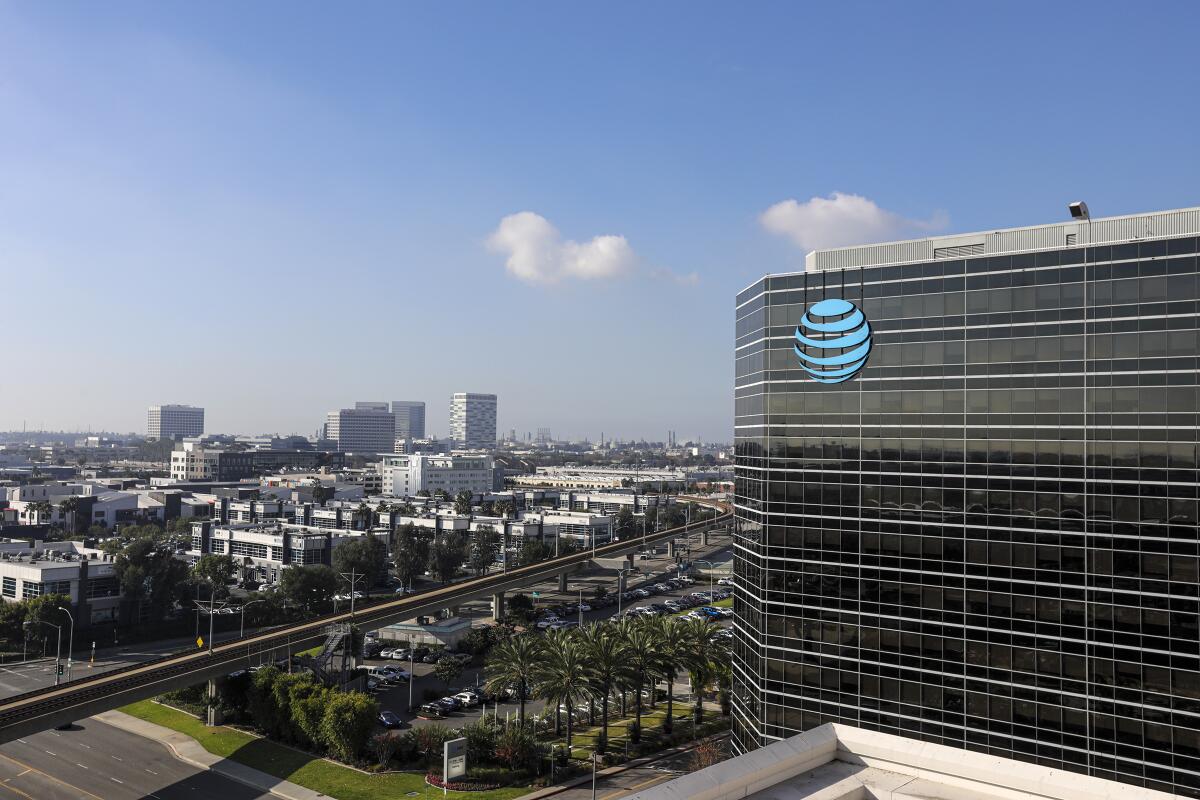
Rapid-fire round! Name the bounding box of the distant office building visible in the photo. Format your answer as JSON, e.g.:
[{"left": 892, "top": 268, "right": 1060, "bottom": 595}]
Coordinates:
[
  {"left": 450, "top": 393, "right": 497, "bottom": 450},
  {"left": 0, "top": 542, "right": 121, "bottom": 626},
  {"left": 147, "top": 404, "right": 204, "bottom": 440},
  {"left": 324, "top": 407, "right": 395, "bottom": 454},
  {"left": 391, "top": 400, "right": 426, "bottom": 440},
  {"left": 379, "top": 453, "right": 495, "bottom": 497},
  {"left": 354, "top": 401, "right": 390, "bottom": 411},
  {"left": 170, "top": 442, "right": 343, "bottom": 481}
]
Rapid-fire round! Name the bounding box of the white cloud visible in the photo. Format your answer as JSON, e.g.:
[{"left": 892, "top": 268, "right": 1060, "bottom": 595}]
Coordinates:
[
  {"left": 760, "top": 192, "right": 948, "bottom": 253},
  {"left": 487, "top": 212, "right": 636, "bottom": 284}
]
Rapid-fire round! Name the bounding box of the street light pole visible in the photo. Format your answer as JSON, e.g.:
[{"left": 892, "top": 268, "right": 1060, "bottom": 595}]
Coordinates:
[
  {"left": 56, "top": 607, "right": 74, "bottom": 682},
  {"left": 240, "top": 599, "right": 265, "bottom": 638},
  {"left": 26, "top": 621, "right": 62, "bottom": 685}
]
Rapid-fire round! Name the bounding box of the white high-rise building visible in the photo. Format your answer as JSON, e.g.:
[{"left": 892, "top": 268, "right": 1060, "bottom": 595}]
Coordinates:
[
  {"left": 148, "top": 404, "right": 204, "bottom": 440},
  {"left": 449, "top": 393, "right": 497, "bottom": 450},
  {"left": 391, "top": 401, "right": 426, "bottom": 440},
  {"left": 379, "top": 453, "right": 494, "bottom": 497},
  {"left": 324, "top": 407, "right": 395, "bottom": 454}
]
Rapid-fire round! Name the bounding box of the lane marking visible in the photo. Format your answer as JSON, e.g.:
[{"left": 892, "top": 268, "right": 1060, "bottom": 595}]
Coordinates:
[
  {"left": 111, "top": 755, "right": 123, "bottom": 761},
  {"left": 41, "top": 751, "right": 54, "bottom": 757},
  {"left": 145, "top": 768, "right": 159, "bottom": 775},
  {"left": 75, "top": 763, "right": 88, "bottom": 770},
  {"left": 77, "top": 743, "right": 91, "bottom": 749},
  {"left": 0, "top": 752, "right": 106, "bottom": 800},
  {"left": 110, "top": 777, "right": 124, "bottom": 784},
  {"left": 600, "top": 772, "right": 670, "bottom": 800},
  {"left": 0, "top": 779, "right": 36, "bottom": 800}
]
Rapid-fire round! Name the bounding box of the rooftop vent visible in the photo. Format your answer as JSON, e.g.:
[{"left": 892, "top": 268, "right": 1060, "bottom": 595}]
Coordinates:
[{"left": 933, "top": 243, "right": 985, "bottom": 259}]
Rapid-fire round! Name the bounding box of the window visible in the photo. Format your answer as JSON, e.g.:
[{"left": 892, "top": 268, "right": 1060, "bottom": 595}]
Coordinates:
[
  {"left": 21, "top": 581, "right": 41, "bottom": 598},
  {"left": 228, "top": 541, "right": 269, "bottom": 560},
  {"left": 1, "top": 577, "right": 14, "bottom": 598}
]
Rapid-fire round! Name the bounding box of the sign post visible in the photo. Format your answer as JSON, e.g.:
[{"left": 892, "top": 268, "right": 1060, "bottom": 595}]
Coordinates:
[{"left": 443, "top": 737, "right": 467, "bottom": 797}]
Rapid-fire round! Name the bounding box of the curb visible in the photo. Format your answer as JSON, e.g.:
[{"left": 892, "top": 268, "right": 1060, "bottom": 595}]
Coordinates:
[
  {"left": 514, "top": 731, "right": 729, "bottom": 800},
  {"left": 93, "top": 710, "right": 330, "bottom": 800}
]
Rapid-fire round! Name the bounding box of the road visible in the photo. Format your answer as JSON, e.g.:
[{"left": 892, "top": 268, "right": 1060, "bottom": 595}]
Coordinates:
[
  {"left": 552, "top": 739, "right": 726, "bottom": 800},
  {"left": 0, "top": 628, "right": 276, "bottom": 700},
  {"left": 0, "top": 718, "right": 272, "bottom": 800}
]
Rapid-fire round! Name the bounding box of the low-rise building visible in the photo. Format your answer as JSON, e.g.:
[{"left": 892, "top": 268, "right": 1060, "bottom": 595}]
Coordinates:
[
  {"left": 379, "top": 453, "right": 495, "bottom": 497},
  {"left": 0, "top": 541, "right": 121, "bottom": 626},
  {"left": 187, "top": 521, "right": 339, "bottom": 584}
]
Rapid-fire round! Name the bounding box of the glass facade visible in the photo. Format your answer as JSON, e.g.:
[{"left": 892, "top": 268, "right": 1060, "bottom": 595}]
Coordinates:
[{"left": 732, "top": 234, "right": 1200, "bottom": 797}]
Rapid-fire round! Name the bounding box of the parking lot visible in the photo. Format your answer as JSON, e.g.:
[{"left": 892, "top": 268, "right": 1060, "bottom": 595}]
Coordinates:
[{"left": 357, "top": 559, "right": 736, "bottom": 731}]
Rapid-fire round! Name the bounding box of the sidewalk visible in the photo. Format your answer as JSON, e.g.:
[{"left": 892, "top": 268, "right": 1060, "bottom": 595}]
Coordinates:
[{"left": 93, "top": 709, "right": 331, "bottom": 800}]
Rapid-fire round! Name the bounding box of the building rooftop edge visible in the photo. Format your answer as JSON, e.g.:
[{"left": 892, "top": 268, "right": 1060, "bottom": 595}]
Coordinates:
[{"left": 737, "top": 204, "right": 1200, "bottom": 295}]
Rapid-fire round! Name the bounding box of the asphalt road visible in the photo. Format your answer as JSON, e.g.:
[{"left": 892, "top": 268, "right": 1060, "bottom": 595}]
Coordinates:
[
  {"left": 0, "top": 718, "right": 273, "bottom": 800},
  {"left": 0, "top": 627, "right": 275, "bottom": 700},
  {"left": 552, "top": 739, "right": 726, "bottom": 800}
]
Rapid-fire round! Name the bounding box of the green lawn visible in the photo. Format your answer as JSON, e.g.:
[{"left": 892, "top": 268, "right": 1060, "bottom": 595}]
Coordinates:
[{"left": 121, "top": 700, "right": 529, "bottom": 800}]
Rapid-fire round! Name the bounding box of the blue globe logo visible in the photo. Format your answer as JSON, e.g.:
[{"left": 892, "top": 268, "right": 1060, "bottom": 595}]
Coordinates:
[{"left": 793, "top": 298, "right": 872, "bottom": 384}]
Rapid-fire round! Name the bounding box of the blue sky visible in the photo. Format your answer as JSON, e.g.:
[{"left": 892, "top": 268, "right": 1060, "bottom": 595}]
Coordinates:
[{"left": 3, "top": 2, "right": 1199, "bottom": 441}]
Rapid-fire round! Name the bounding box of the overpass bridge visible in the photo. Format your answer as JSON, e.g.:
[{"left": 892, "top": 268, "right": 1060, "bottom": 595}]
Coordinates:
[{"left": 0, "top": 499, "right": 730, "bottom": 742}]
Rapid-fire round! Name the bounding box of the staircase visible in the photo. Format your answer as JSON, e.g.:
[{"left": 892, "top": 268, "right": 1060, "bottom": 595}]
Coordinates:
[{"left": 300, "top": 623, "right": 355, "bottom": 686}]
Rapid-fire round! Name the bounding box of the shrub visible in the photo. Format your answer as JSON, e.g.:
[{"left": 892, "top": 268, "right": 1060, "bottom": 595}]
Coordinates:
[
  {"left": 414, "top": 724, "right": 456, "bottom": 767},
  {"left": 319, "top": 691, "right": 379, "bottom": 762},
  {"left": 494, "top": 723, "right": 544, "bottom": 773},
  {"left": 371, "top": 731, "right": 403, "bottom": 769},
  {"left": 462, "top": 717, "right": 500, "bottom": 766}
]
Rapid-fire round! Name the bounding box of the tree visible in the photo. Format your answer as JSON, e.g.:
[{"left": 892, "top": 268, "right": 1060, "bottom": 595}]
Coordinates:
[
  {"left": 495, "top": 501, "right": 515, "bottom": 519},
  {"left": 391, "top": 523, "right": 428, "bottom": 589},
  {"left": 319, "top": 691, "right": 379, "bottom": 762},
  {"left": 535, "top": 629, "right": 593, "bottom": 749},
  {"left": 651, "top": 616, "right": 701, "bottom": 734},
  {"left": 519, "top": 538, "right": 553, "bottom": 567},
  {"left": 484, "top": 634, "right": 543, "bottom": 723},
  {"left": 371, "top": 731, "right": 402, "bottom": 769},
  {"left": 430, "top": 531, "right": 464, "bottom": 584},
  {"left": 617, "top": 616, "right": 669, "bottom": 736},
  {"left": 468, "top": 526, "right": 498, "bottom": 576},
  {"left": 433, "top": 656, "right": 464, "bottom": 689},
  {"left": 114, "top": 536, "right": 189, "bottom": 619},
  {"left": 333, "top": 532, "right": 389, "bottom": 590},
  {"left": 613, "top": 506, "right": 635, "bottom": 540},
  {"left": 279, "top": 565, "right": 339, "bottom": 611},
  {"left": 192, "top": 554, "right": 237, "bottom": 596},
  {"left": 58, "top": 497, "right": 80, "bottom": 536},
  {"left": 26, "top": 501, "right": 53, "bottom": 526},
  {"left": 506, "top": 592, "right": 535, "bottom": 625},
  {"left": 453, "top": 490, "right": 474, "bottom": 516},
  {"left": 0, "top": 602, "right": 26, "bottom": 651},
  {"left": 684, "top": 620, "right": 729, "bottom": 724},
  {"left": 578, "top": 623, "right": 631, "bottom": 753},
  {"left": 354, "top": 501, "right": 374, "bottom": 531}
]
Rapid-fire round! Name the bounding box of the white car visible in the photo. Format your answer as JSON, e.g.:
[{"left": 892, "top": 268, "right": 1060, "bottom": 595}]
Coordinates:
[
  {"left": 535, "top": 616, "right": 561, "bottom": 630},
  {"left": 717, "top": 577, "right": 735, "bottom": 586},
  {"left": 454, "top": 691, "right": 482, "bottom": 707},
  {"left": 380, "top": 649, "right": 396, "bottom": 659},
  {"left": 578, "top": 603, "right": 592, "bottom": 612}
]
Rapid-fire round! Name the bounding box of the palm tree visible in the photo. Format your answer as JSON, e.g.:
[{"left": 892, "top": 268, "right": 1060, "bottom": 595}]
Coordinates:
[
  {"left": 535, "top": 629, "right": 593, "bottom": 750},
  {"left": 58, "top": 497, "right": 80, "bottom": 535},
  {"left": 684, "top": 619, "right": 729, "bottom": 724},
  {"left": 650, "top": 616, "right": 702, "bottom": 734},
  {"left": 616, "top": 616, "right": 668, "bottom": 738},
  {"left": 484, "top": 634, "right": 543, "bottom": 724},
  {"left": 578, "top": 623, "right": 631, "bottom": 753},
  {"left": 355, "top": 501, "right": 373, "bottom": 530},
  {"left": 27, "top": 501, "right": 54, "bottom": 526}
]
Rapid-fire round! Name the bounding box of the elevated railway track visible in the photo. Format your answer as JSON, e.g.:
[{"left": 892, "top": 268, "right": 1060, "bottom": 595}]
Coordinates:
[{"left": 0, "top": 498, "right": 730, "bottom": 742}]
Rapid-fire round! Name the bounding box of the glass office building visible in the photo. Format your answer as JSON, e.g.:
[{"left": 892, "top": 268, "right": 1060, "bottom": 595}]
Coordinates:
[{"left": 732, "top": 207, "right": 1200, "bottom": 797}]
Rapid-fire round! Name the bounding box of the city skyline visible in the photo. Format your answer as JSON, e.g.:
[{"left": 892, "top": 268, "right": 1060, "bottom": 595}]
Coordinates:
[{"left": 4, "top": 3, "right": 1199, "bottom": 441}]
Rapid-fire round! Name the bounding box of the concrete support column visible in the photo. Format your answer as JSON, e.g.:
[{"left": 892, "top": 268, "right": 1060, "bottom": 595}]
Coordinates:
[
  {"left": 491, "top": 592, "right": 505, "bottom": 620},
  {"left": 206, "top": 678, "right": 217, "bottom": 726},
  {"left": 557, "top": 572, "right": 568, "bottom": 593},
  {"left": 701, "top": 528, "right": 710, "bottom": 546},
  {"left": 666, "top": 540, "right": 677, "bottom": 559}
]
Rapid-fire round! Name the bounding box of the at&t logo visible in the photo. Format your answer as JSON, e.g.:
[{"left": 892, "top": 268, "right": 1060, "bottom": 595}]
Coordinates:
[{"left": 793, "top": 298, "right": 872, "bottom": 384}]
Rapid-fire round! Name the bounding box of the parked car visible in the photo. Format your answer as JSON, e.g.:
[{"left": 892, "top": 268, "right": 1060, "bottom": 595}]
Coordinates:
[
  {"left": 378, "top": 710, "right": 404, "bottom": 728},
  {"left": 454, "top": 690, "right": 482, "bottom": 707},
  {"left": 411, "top": 647, "right": 430, "bottom": 660},
  {"left": 535, "top": 616, "right": 561, "bottom": 630},
  {"left": 418, "top": 703, "right": 446, "bottom": 718},
  {"left": 577, "top": 602, "right": 592, "bottom": 613},
  {"left": 422, "top": 653, "right": 441, "bottom": 664},
  {"left": 437, "top": 696, "right": 463, "bottom": 711},
  {"left": 717, "top": 577, "right": 735, "bottom": 586},
  {"left": 632, "top": 588, "right": 651, "bottom": 599}
]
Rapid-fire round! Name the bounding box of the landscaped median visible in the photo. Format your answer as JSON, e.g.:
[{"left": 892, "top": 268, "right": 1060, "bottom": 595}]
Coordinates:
[{"left": 120, "top": 700, "right": 530, "bottom": 800}]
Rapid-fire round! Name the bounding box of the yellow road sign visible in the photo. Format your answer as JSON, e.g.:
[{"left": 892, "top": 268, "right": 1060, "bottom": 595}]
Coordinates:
[{"left": 196, "top": 637, "right": 204, "bottom": 648}]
